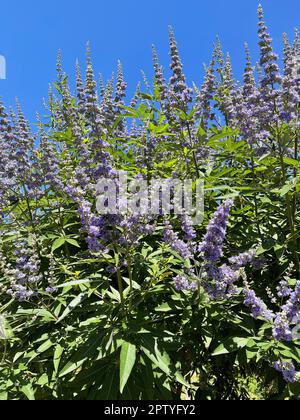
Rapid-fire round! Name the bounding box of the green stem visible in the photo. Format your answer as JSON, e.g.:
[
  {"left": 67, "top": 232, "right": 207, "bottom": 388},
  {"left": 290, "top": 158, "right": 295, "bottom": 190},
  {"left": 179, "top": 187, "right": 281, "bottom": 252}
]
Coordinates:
[
  {"left": 116, "top": 267, "right": 124, "bottom": 306},
  {"left": 186, "top": 122, "right": 200, "bottom": 178},
  {"left": 126, "top": 255, "right": 134, "bottom": 313},
  {"left": 250, "top": 155, "right": 262, "bottom": 236},
  {"left": 279, "top": 153, "right": 300, "bottom": 272},
  {"left": 127, "top": 256, "right": 133, "bottom": 294}
]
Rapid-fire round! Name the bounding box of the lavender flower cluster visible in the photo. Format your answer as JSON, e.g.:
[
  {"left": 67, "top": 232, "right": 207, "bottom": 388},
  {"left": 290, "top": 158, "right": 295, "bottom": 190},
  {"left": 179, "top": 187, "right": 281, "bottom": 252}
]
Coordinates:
[
  {"left": 199, "top": 200, "right": 233, "bottom": 263},
  {"left": 164, "top": 200, "right": 263, "bottom": 299},
  {"left": 0, "top": 231, "right": 59, "bottom": 301},
  {"left": 242, "top": 278, "right": 300, "bottom": 345},
  {"left": 162, "top": 199, "right": 300, "bottom": 383},
  {"left": 274, "top": 361, "right": 300, "bottom": 384}
]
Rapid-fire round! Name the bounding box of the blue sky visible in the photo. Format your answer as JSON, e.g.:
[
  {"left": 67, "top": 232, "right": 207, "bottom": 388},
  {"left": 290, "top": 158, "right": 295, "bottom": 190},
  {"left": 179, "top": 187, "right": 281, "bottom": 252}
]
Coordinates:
[{"left": 0, "top": 0, "right": 299, "bottom": 122}]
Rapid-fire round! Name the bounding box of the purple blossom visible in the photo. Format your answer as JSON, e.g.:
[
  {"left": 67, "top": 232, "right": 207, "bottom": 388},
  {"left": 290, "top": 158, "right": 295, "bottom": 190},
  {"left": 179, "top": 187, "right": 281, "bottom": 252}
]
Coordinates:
[
  {"left": 181, "top": 212, "right": 196, "bottom": 242},
  {"left": 163, "top": 220, "right": 192, "bottom": 259},
  {"left": 243, "top": 288, "right": 275, "bottom": 321},
  {"left": 229, "top": 249, "right": 257, "bottom": 270},
  {"left": 272, "top": 313, "right": 293, "bottom": 342},
  {"left": 258, "top": 5, "right": 282, "bottom": 88},
  {"left": 281, "top": 280, "right": 300, "bottom": 322},
  {"left": 195, "top": 59, "right": 216, "bottom": 124},
  {"left": 274, "top": 361, "right": 299, "bottom": 383},
  {"left": 199, "top": 200, "right": 233, "bottom": 263},
  {"left": 107, "top": 266, "right": 117, "bottom": 275},
  {"left": 45, "top": 286, "right": 58, "bottom": 294},
  {"left": 202, "top": 263, "right": 240, "bottom": 300},
  {"left": 168, "top": 27, "right": 193, "bottom": 111},
  {"left": 174, "top": 275, "right": 197, "bottom": 292},
  {"left": 277, "top": 280, "right": 292, "bottom": 299}
]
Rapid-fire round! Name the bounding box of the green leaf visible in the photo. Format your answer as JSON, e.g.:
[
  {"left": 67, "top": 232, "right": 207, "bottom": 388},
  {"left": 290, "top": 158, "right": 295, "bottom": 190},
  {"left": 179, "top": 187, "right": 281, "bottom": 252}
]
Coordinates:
[
  {"left": 59, "top": 358, "right": 86, "bottom": 378},
  {"left": 54, "top": 344, "right": 64, "bottom": 375},
  {"left": 119, "top": 342, "right": 136, "bottom": 394},
  {"left": 21, "top": 385, "right": 35, "bottom": 401},
  {"left": 139, "top": 93, "right": 153, "bottom": 100},
  {"left": 155, "top": 303, "right": 173, "bottom": 312},
  {"left": 98, "top": 366, "right": 119, "bottom": 400},
  {"left": 0, "top": 315, "right": 13, "bottom": 340},
  {"left": 56, "top": 278, "right": 101, "bottom": 288},
  {"left": 66, "top": 238, "right": 80, "bottom": 248},
  {"left": 57, "top": 332, "right": 103, "bottom": 378},
  {"left": 56, "top": 292, "right": 88, "bottom": 323},
  {"left": 141, "top": 345, "right": 170, "bottom": 376},
  {"left": 272, "top": 184, "right": 294, "bottom": 197},
  {"left": 283, "top": 157, "right": 300, "bottom": 167},
  {"left": 27, "top": 339, "right": 55, "bottom": 362},
  {"left": 36, "top": 373, "right": 49, "bottom": 387},
  {"left": 212, "top": 337, "right": 249, "bottom": 356},
  {"left": 0, "top": 392, "right": 8, "bottom": 400},
  {"left": 15, "top": 309, "right": 56, "bottom": 321},
  {"left": 52, "top": 237, "right": 66, "bottom": 253}
]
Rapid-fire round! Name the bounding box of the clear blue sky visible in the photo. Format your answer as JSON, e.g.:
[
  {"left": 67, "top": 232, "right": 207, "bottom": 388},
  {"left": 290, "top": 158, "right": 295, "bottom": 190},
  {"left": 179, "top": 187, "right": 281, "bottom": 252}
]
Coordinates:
[{"left": 0, "top": 0, "right": 299, "bottom": 122}]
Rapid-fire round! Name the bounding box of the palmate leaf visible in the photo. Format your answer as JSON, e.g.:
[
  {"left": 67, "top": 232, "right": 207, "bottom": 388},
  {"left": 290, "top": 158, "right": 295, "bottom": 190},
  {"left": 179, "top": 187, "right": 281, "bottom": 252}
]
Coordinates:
[
  {"left": 59, "top": 331, "right": 105, "bottom": 378},
  {"left": 140, "top": 335, "right": 189, "bottom": 388}
]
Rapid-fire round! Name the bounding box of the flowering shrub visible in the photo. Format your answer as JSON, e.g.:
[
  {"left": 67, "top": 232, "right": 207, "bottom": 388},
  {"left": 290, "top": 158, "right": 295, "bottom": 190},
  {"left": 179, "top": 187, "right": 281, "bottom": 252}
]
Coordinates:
[{"left": 0, "top": 6, "right": 299, "bottom": 400}]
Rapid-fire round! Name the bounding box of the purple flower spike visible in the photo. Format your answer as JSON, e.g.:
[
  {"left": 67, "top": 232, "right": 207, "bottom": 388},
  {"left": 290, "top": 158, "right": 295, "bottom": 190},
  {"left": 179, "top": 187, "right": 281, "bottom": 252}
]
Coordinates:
[{"left": 199, "top": 200, "right": 234, "bottom": 263}]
